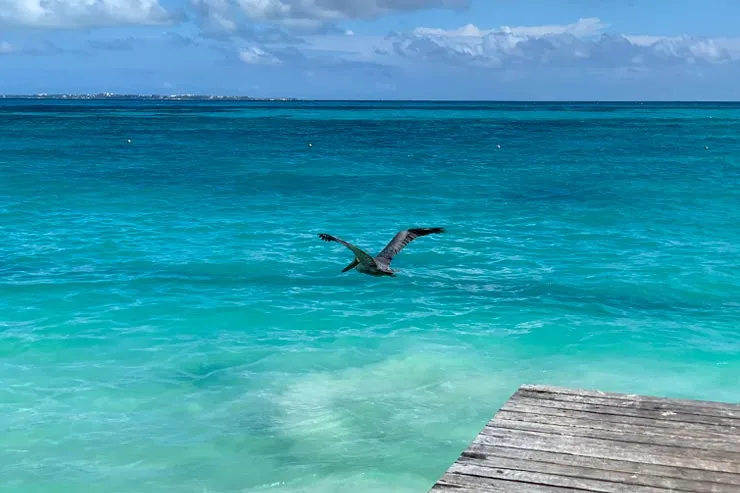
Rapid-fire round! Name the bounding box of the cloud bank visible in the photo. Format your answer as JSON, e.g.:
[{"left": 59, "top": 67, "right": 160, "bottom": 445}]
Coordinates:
[
  {"left": 192, "top": 0, "right": 468, "bottom": 33},
  {"left": 0, "top": 0, "right": 178, "bottom": 28},
  {"left": 387, "top": 18, "right": 740, "bottom": 69}
]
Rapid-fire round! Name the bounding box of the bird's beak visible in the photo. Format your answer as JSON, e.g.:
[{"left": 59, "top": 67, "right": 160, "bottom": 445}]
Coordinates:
[{"left": 341, "top": 258, "right": 359, "bottom": 273}]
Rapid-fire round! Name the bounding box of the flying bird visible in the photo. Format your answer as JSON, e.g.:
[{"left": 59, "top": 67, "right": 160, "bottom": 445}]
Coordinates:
[{"left": 317, "top": 227, "right": 445, "bottom": 276}]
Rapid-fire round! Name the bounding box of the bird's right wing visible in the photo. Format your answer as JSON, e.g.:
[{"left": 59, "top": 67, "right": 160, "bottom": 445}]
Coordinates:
[
  {"left": 375, "top": 227, "right": 445, "bottom": 264},
  {"left": 318, "top": 233, "right": 376, "bottom": 267}
]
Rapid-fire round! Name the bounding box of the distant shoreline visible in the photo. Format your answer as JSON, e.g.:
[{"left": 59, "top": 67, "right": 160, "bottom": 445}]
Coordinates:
[
  {"left": 2, "top": 94, "right": 740, "bottom": 103},
  {"left": 0, "top": 94, "right": 297, "bottom": 101}
]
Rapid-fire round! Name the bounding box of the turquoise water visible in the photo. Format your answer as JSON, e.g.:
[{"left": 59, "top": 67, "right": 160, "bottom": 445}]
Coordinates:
[{"left": 1, "top": 100, "right": 739, "bottom": 492}]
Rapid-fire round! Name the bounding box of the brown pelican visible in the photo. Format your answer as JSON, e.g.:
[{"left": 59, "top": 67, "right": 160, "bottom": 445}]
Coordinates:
[{"left": 318, "top": 227, "right": 445, "bottom": 276}]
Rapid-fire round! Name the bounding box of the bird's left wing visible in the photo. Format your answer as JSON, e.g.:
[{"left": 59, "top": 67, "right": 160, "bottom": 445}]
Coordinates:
[
  {"left": 375, "top": 227, "right": 445, "bottom": 264},
  {"left": 318, "top": 233, "right": 376, "bottom": 266}
]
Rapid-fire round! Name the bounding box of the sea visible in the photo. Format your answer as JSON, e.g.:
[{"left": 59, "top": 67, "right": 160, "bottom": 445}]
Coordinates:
[{"left": 1, "top": 100, "right": 739, "bottom": 493}]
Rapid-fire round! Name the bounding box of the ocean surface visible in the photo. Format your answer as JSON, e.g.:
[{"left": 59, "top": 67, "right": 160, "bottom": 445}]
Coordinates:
[{"left": 1, "top": 100, "right": 739, "bottom": 493}]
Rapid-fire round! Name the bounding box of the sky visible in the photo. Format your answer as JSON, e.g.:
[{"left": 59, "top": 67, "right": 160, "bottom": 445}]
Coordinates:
[{"left": 1, "top": 0, "right": 740, "bottom": 99}]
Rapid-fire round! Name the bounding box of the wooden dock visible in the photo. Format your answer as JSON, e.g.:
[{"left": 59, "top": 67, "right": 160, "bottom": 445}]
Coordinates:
[{"left": 429, "top": 384, "right": 740, "bottom": 492}]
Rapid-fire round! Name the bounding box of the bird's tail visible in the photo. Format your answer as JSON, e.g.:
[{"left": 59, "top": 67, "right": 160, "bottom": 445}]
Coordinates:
[{"left": 342, "top": 258, "right": 359, "bottom": 272}]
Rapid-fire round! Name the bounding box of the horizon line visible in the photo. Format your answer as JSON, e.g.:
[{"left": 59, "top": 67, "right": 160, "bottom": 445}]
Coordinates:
[{"left": 2, "top": 94, "right": 740, "bottom": 103}]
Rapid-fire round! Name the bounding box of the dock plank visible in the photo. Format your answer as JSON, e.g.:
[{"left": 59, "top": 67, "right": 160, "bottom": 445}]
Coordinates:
[
  {"left": 474, "top": 430, "right": 740, "bottom": 473},
  {"left": 484, "top": 417, "right": 740, "bottom": 454},
  {"left": 428, "top": 385, "right": 740, "bottom": 492},
  {"left": 446, "top": 462, "right": 692, "bottom": 493},
  {"left": 516, "top": 387, "right": 740, "bottom": 421},
  {"left": 506, "top": 394, "right": 740, "bottom": 428},
  {"left": 501, "top": 400, "right": 739, "bottom": 436},
  {"left": 460, "top": 448, "right": 740, "bottom": 490},
  {"left": 520, "top": 386, "right": 740, "bottom": 415}
]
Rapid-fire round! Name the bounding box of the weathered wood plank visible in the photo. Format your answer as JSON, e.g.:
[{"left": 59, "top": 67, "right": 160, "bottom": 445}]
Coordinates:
[
  {"left": 485, "top": 416, "right": 740, "bottom": 453},
  {"left": 501, "top": 400, "right": 740, "bottom": 436},
  {"left": 521, "top": 385, "right": 740, "bottom": 413},
  {"left": 428, "top": 385, "right": 740, "bottom": 492},
  {"left": 455, "top": 454, "right": 740, "bottom": 492},
  {"left": 475, "top": 429, "right": 740, "bottom": 473},
  {"left": 517, "top": 387, "right": 740, "bottom": 420},
  {"left": 460, "top": 447, "right": 740, "bottom": 489},
  {"left": 446, "top": 462, "right": 688, "bottom": 493},
  {"left": 434, "top": 472, "right": 596, "bottom": 492},
  {"left": 505, "top": 394, "right": 740, "bottom": 428},
  {"left": 431, "top": 480, "right": 544, "bottom": 493}
]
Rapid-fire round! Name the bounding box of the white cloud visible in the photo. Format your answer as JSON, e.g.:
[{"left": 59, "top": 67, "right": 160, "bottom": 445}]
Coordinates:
[
  {"left": 627, "top": 35, "right": 739, "bottom": 63},
  {"left": 192, "top": 0, "right": 237, "bottom": 32},
  {"left": 239, "top": 46, "right": 282, "bottom": 64},
  {"left": 0, "top": 0, "right": 177, "bottom": 28},
  {"left": 192, "top": 0, "right": 311, "bottom": 42},
  {"left": 194, "top": 0, "right": 468, "bottom": 32},
  {"left": 387, "top": 18, "right": 740, "bottom": 69},
  {"left": 503, "top": 17, "right": 608, "bottom": 37},
  {"left": 241, "top": 0, "right": 467, "bottom": 22},
  {"left": 412, "top": 17, "right": 607, "bottom": 39},
  {"left": 0, "top": 41, "right": 14, "bottom": 53}
]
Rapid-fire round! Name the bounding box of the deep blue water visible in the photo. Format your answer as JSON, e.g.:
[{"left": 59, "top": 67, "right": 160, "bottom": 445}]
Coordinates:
[{"left": 1, "top": 100, "right": 739, "bottom": 492}]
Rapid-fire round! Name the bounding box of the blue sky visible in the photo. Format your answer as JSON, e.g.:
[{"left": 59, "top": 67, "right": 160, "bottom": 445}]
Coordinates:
[{"left": 1, "top": 0, "right": 739, "bottom": 99}]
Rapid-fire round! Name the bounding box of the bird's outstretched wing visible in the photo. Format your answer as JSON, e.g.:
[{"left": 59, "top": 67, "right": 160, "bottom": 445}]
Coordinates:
[
  {"left": 318, "top": 233, "right": 377, "bottom": 267},
  {"left": 375, "top": 227, "right": 445, "bottom": 264}
]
